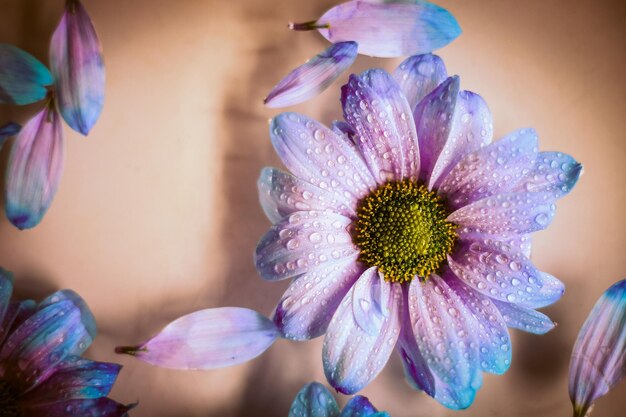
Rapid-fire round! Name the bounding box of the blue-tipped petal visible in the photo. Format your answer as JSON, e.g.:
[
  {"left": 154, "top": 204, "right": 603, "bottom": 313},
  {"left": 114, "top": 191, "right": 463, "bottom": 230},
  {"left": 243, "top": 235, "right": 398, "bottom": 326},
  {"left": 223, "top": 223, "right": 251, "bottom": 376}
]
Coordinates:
[
  {"left": 569, "top": 279, "right": 626, "bottom": 417},
  {"left": 265, "top": 41, "right": 358, "bottom": 108},
  {"left": 4, "top": 102, "right": 65, "bottom": 230},
  {"left": 393, "top": 53, "right": 448, "bottom": 111},
  {"left": 0, "top": 44, "right": 53, "bottom": 105},
  {"left": 0, "top": 268, "right": 15, "bottom": 326},
  {"left": 50, "top": 0, "right": 105, "bottom": 135},
  {"left": 514, "top": 151, "right": 583, "bottom": 198},
  {"left": 492, "top": 300, "right": 556, "bottom": 335},
  {"left": 298, "top": 1, "right": 461, "bottom": 58},
  {"left": 38, "top": 289, "right": 97, "bottom": 350},
  {"left": 0, "top": 122, "right": 21, "bottom": 149},
  {"left": 288, "top": 382, "right": 340, "bottom": 417},
  {"left": 339, "top": 395, "right": 389, "bottom": 417},
  {"left": 24, "top": 398, "right": 133, "bottom": 417}
]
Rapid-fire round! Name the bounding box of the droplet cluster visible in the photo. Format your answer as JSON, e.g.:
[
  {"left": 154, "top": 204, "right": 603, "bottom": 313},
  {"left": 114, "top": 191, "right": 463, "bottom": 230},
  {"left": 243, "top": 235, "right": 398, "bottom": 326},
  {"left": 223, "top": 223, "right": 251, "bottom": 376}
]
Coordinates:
[
  {"left": 355, "top": 180, "right": 457, "bottom": 282},
  {"left": 0, "top": 379, "right": 20, "bottom": 417}
]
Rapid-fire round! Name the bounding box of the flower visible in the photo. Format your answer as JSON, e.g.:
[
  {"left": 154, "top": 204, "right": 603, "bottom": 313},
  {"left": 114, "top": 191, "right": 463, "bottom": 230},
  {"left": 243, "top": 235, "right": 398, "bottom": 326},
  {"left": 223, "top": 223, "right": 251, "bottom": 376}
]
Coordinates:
[
  {"left": 0, "top": 267, "right": 132, "bottom": 416},
  {"left": 289, "top": 382, "right": 389, "bottom": 417},
  {"left": 255, "top": 54, "right": 582, "bottom": 409},
  {"left": 569, "top": 279, "right": 626, "bottom": 417}
]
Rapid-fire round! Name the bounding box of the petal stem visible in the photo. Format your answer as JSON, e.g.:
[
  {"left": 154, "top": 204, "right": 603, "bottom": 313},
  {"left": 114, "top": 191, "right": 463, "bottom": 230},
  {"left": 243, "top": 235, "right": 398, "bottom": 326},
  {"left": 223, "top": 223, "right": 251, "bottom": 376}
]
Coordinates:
[{"left": 289, "top": 20, "right": 330, "bottom": 31}]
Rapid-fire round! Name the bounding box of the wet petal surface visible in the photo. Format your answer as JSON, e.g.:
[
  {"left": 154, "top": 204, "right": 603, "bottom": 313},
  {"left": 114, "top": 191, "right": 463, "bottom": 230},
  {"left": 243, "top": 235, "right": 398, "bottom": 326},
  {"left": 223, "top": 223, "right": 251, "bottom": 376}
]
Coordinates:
[{"left": 0, "top": 44, "right": 53, "bottom": 105}]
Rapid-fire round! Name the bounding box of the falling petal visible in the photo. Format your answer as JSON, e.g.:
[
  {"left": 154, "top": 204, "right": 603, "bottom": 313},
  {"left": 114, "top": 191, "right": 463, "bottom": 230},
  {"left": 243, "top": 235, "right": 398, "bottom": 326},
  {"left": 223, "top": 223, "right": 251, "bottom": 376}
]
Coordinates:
[
  {"left": 0, "top": 122, "right": 21, "bottom": 149},
  {"left": 0, "top": 44, "right": 53, "bottom": 105},
  {"left": 290, "top": 1, "right": 461, "bottom": 58},
  {"left": 115, "top": 307, "right": 278, "bottom": 369},
  {"left": 50, "top": 0, "right": 105, "bottom": 135},
  {"left": 265, "top": 41, "right": 358, "bottom": 108},
  {"left": 288, "top": 382, "right": 340, "bottom": 417},
  {"left": 5, "top": 101, "right": 64, "bottom": 230},
  {"left": 569, "top": 280, "right": 626, "bottom": 417}
]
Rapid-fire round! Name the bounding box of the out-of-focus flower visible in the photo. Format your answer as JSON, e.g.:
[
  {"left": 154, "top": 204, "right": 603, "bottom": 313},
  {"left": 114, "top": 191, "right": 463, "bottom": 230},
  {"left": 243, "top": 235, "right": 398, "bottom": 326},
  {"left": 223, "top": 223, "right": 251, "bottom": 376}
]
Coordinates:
[
  {"left": 288, "top": 382, "right": 389, "bottom": 417},
  {"left": 255, "top": 54, "right": 582, "bottom": 409},
  {"left": 0, "top": 267, "right": 132, "bottom": 416},
  {"left": 0, "top": 122, "right": 21, "bottom": 149},
  {"left": 50, "top": 0, "right": 105, "bottom": 135},
  {"left": 569, "top": 279, "right": 626, "bottom": 417},
  {"left": 4, "top": 98, "right": 65, "bottom": 230},
  {"left": 115, "top": 307, "right": 278, "bottom": 369},
  {"left": 0, "top": 44, "right": 53, "bottom": 105},
  {"left": 266, "top": 1, "right": 460, "bottom": 108},
  {"left": 265, "top": 42, "right": 358, "bottom": 108}
]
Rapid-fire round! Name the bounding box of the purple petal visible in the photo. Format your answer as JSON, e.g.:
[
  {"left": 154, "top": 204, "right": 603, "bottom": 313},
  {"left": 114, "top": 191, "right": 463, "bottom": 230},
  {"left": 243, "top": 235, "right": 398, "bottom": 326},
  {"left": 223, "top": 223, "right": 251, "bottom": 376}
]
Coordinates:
[
  {"left": 438, "top": 128, "right": 538, "bottom": 210},
  {"left": 323, "top": 268, "right": 402, "bottom": 394},
  {"left": 332, "top": 120, "right": 356, "bottom": 144},
  {"left": 449, "top": 192, "right": 556, "bottom": 236},
  {"left": 256, "top": 211, "right": 356, "bottom": 281},
  {"left": 5, "top": 103, "right": 65, "bottom": 230},
  {"left": 0, "top": 268, "right": 15, "bottom": 326},
  {"left": 523, "top": 272, "right": 565, "bottom": 309},
  {"left": 24, "top": 398, "right": 133, "bottom": 417},
  {"left": 0, "top": 43, "right": 53, "bottom": 105},
  {"left": 447, "top": 239, "right": 547, "bottom": 307},
  {"left": 265, "top": 41, "right": 357, "bottom": 108},
  {"left": 514, "top": 151, "right": 583, "bottom": 199},
  {"left": 0, "top": 300, "right": 92, "bottom": 391},
  {"left": 274, "top": 255, "right": 362, "bottom": 340},
  {"left": 258, "top": 167, "right": 355, "bottom": 224},
  {"left": 116, "top": 307, "right": 278, "bottom": 370},
  {"left": 341, "top": 69, "right": 419, "bottom": 181},
  {"left": 393, "top": 53, "right": 447, "bottom": 111},
  {"left": 339, "top": 395, "right": 384, "bottom": 417},
  {"left": 446, "top": 277, "right": 511, "bottom": 375},
  {"left": 270, "top": 112, "right": 376, "bottom": 202},
  {"left": 492, "top": 300, "right": 555, "bottom": 335},
  {"left": 408, "top": 276, "right": 482, "bottom": 409},
  {"left": 0, "top": 122, "right": 21, "bottom": 149},
  {"left": 20, "top": 356, "right": 121, "bottom": 403},
  {"left": 303, "top": 1, "right": 461, "bottom": 58},
  {"left": 569, "top": 280, "right": 626, "bottom": 417},
  {"left": 288, "top": 382, "right": 340, "bottom": 417},
  {"left": 50, "top": 0, "right": 105, "bottom": 135},
  {"left": 0, "top": 300, "right": 36, "bottom": 346}
]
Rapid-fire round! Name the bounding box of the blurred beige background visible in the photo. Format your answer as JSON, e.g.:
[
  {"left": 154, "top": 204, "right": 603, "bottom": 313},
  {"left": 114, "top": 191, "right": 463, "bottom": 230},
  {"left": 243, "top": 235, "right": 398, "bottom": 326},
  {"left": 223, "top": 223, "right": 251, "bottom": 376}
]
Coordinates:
[{"left": 0, "top": 0, "right": 625, "bottom": 416}]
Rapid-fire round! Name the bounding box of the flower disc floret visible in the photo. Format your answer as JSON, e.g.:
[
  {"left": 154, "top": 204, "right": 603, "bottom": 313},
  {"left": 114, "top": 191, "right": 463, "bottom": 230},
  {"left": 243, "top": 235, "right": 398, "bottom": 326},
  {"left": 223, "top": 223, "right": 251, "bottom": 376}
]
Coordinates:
[{"left": 355, "top": 180, "right": 457, "bottom": 283}]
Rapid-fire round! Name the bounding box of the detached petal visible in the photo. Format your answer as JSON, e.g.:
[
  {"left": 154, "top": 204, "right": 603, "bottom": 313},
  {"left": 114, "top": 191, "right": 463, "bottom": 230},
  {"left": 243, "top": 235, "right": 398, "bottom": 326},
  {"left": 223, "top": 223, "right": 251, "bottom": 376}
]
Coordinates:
[
  {"left": 5, "top": 103, "right": 65, "bottom": 230},
  {"left": 302, "top": 1, "right": 461, "bottom": 58},
  {"left": 0, "top": 43, "right": 53, "bottom": 105},
  {"left": 393, "top": 53, "right": 447, "bottom": 111},
  {"left": 288, "top": 382, "right": 340, "bottom": 417},
  {"left": 50, "top": 0, "right": 105, "bottom": 135},
  {"left": 265, "top": 42, "right": 357, "bottom": 108},
  {"left": 115, "top": 307, "right": 278, "bottom": 369},
  {"left": 569, "top": 280, "right": 626, "bottom": 417},
  {"left": 0, "top": 122, "right": 21, "bottom": 149}
]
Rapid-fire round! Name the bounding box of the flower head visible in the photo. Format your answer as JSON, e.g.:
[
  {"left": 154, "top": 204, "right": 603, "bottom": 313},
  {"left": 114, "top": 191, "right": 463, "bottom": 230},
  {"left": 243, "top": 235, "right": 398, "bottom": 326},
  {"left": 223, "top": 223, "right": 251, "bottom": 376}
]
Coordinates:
[
  {"left": 256, "top": 54, "right": 582, "bottom": 409},
  {"left": 289, "top": 382, "right": 389, "bottom": 417},
  {"left": 0, "top": 268, "right": 131, "bottom": 417}
]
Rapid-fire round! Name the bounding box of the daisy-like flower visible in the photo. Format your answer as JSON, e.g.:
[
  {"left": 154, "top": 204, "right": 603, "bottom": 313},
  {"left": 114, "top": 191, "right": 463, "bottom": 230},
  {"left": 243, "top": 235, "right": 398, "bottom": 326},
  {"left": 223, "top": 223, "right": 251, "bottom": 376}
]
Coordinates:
[
  {"left": 0, "top": 268, "right": 132, "bottom": 417},
  {"left": 255, "top": 54, "right": 582, "bottom": 409}
]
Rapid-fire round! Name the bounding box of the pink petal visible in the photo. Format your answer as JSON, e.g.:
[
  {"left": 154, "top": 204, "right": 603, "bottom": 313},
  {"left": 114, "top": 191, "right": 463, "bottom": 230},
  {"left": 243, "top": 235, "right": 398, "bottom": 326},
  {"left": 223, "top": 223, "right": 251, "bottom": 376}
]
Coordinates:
[
  {"left": 265, "top": 41, "right": 358, "bottom": 108},
  {"left": 50, "top": 0, "right": 105, "bottom": 135},
  {"left": 5, "top": 103, "right": 64, "bottom": 230},
  {"left": 116, "top": 307, "right": 278, "bottom": 370}
]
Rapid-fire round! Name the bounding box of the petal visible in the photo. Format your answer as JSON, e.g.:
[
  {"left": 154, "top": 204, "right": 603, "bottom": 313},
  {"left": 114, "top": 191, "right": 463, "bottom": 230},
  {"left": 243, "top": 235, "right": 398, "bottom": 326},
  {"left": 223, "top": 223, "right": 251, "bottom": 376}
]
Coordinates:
[
  {"left": 0, "top": 300, "right": 37, "bottom": 346},
  {"left": 523, "top": 272, "right": 565, "bottom": 309},
  {"left": 408, "top": 275, "right": 482, "bottom": 409},
  {"left": 439, "top": 128, "right": 538, "bottom": 210},
  {"left": 305, "top": 1, "right": 461, "bottom": 58},
  {"left": 265, "top": 42, "right": 358, "bottom": 108},
  {"left": 449, "top": 192, "right": 556, "bottom": 236},
  {"left": 0, "top": 122, "right": 21, "bottom": 149},
  {"left": 255, "top": 211, "right": 356, "bottom": 281},
  {"left": 24, "top": 398, "right": 133, "bottom": 417},
  {"left": 270, "top": 112, "right": 375, "bottom": 202},
  {"left": 340, "top": 395, "right": 387, "bottom": 417},
  {"left": 20, "top": 357, "right": 121, "bottom": 403},
  {"left": 513, "top": 151, "right": 583, "bottom": 199},
  {"left": 341, "top": 69, "right": 420, "bottom": 181},
  {"left": 258, "top": 167, "right": 355, "bottom": 224},
  {"left": 569, "top": 280, "right": 626, "bottom": 417},
  {"left": 115, "top": 307, "right": 278, "bottom": 369},
  {"left": 446, "top": 276, "right": 511, "bottom": 375},
  {"left": 5, "top": 103, "right": 65, "bottom": 230},
  {"left": 447, "top": 239, "right": 547, "bottom": 307},
  {"left": 393, "top": 53, "right": 447, "bottom": 111},
  {"left": 0, "top": 43, "right": 53, "bottom": 105},
  {"left": 274, "top": 255, "right": 362, "bottom": 340},
  {"left": 492, "top": 300, "right": 555, "bottom": 335},
  {"left": 288, "top": 382, "right": 340, "bottom": 417},
  {"left": 331, "top": 120, "right": 356, "bottom": 144},
  {"left": 50, "top": 0, "right": 105, "bottom": 135},
  {"left": 323, "top": 268, "right": 402, "bottom": 394},
  {"left": 428, "top": 90, "right": 493, "bottom": 189},
  {"left": 0, "top": 268, "right": 15, "bottom": 326},
  {"left": 0, "top": 300, "right": 92, "bottom": 391}
]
